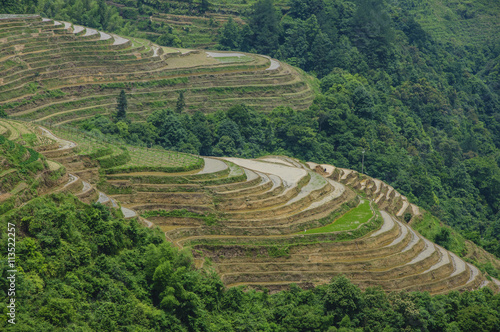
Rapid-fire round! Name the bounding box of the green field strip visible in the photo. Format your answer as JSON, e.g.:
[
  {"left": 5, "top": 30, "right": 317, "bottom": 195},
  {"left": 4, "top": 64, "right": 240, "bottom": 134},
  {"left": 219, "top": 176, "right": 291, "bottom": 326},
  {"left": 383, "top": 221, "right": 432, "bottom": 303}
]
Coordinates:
[
  {"left": 0, "top": 120, "right": 20, "bottom": 140},
  {"left": 32, "top": 103, "right": 116, "bottom": 122},
  {"left": 182, "top": 215, "right": 381, "bottom": 247},
  {"left": 0, "top": 168, "right": 17, "bottom": 178},
  {"left": 303, "top": 200, "right": 374, "bottom": 234},
  {"left": 10, "top": 181, "right": 28, "bottom": 195},
  {"left": 1, "top": 56, "right": 162, "bottom": 82},
  {"left": 6, "top": 74, "right": 299, "bottom": 116},
  {"left": 7, "top": 79, "right": 307, "bottom": 119},
  {"left": 0, "top": 59, "right": 271, "bottom": 100}
]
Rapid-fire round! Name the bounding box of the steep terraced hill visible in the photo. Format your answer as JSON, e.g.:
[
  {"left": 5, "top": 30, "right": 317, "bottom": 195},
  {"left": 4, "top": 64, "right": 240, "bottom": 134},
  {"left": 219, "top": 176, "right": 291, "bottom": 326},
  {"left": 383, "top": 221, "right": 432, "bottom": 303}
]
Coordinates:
[
  {"left": 2, "top": 119, "right": 500, "bottom": 294},
  {"left": 0, "top": 119, "right": 82, "bottom": 211},
  {"left": 47, "top": 121, "right": 500, "bottom": 294},
  {"left": 0, "top": 15, "right": 315, "bottom": 126},
  {"left": 98, "top": 151, "right": 500, "bottom": 294}
]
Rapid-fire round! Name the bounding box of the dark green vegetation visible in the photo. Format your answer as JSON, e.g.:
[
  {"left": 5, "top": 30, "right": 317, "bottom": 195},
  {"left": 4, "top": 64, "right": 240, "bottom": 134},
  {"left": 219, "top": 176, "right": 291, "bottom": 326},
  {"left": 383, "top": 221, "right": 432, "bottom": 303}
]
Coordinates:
[{"left": 1, "top": 193, "right": 500, "bottom": 331}]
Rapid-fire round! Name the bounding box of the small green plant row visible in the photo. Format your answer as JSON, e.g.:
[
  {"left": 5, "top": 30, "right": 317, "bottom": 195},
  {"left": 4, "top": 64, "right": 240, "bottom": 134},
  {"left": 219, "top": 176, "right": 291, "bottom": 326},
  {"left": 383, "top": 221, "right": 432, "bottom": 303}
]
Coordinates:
[
  {"left": 186, "top": 213, "right": 383, "bottom": 248},
  {"left": 88, "top": 147, "right": 113, "bottom": 159},
  {"left": 96, "top": 147, "right": 131, "bottom": 169},
  {"left": 99, "top": 77, "right": 189, "bottom": 89},
  {"left": 2, "top": 59, "right": 270, "bottom": 101},
  {"left": 104, "top": 157, "right": 204, "bottom": 174},
  {"left": 0, "top": 89, "right": 66, "bottom": 113},
  {"left": 108, "top": 170, "right": 246, "bottom": 186},
  {"left": 18, "top": 43, "right": 144, "bottom": 60},
  {"left": 0, "top": 55, "right": 159, "bottom": 95},
  {"left": 141, "top": 209, "right": 218, "bottom": 226}
]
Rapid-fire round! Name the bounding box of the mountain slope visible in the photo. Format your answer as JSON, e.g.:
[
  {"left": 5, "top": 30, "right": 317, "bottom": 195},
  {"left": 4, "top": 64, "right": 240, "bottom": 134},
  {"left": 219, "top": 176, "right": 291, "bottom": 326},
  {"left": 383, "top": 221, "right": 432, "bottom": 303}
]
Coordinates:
[
  {"left": 3, "top": 119, "right": 498, "bottom": 294},
  {"left": 0, "top": 15, "right": 315, "bottom": 127}
]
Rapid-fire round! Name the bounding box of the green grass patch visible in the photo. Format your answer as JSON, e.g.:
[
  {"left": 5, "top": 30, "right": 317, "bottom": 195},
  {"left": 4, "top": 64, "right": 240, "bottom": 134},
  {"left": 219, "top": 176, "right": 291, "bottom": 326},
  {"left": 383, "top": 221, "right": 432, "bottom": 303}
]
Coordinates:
[
  {"left": 411, "top": 211, "right": 466, "bottom": 255},
  {"left": 303, "top": 199, "right": 373, "bottom": 234}
]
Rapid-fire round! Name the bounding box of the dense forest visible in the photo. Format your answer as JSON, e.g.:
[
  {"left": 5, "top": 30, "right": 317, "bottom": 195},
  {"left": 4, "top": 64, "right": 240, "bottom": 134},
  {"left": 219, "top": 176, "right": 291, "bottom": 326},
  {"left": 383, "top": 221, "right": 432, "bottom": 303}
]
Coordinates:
[{"left": 1, "top": 194, "right": 499, "bottom": 331}]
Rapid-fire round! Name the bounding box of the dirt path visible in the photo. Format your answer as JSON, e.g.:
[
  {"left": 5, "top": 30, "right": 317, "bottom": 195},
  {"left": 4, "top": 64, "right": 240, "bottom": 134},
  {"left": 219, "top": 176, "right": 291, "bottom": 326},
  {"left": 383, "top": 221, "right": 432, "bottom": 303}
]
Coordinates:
[
  {"left": 423, "top": 246, "right": 450, "bottom": 273},
  {"left": 110, "top": 34, "right": 128, "bottom": 45},
  {"left": 99, "top": 31, "right": 112, "bottom": 41},
  {"left": 408, "top": 238, "right": 435, "bottom": 264},
  {"left": 81, "top": 180, "right": 91, "bottom": 193},
  {"left": 449, "top": 252, "right": 466, "bottom": 277},
  {"left": 39, "top": 126, "right": 76, "bottom": 149},
  {"left": 396, "top": 198, "right": 409, "bottom": 217},
  {"left": 387, "top": 218, "right": 408, "bottom": 246},
  {"left": 83, "top": 28, "right": 97, "bottom": 37},
  {"left": 61, "top": 174, "right": 78, "bottom": 189}
]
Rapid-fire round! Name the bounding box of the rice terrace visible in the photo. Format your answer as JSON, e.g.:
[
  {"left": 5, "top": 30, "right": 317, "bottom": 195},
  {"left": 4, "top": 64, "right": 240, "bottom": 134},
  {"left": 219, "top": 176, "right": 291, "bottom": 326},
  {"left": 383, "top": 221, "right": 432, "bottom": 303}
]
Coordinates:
[{"left": 1, "top": 1, "right": 500, "bottom": 329}]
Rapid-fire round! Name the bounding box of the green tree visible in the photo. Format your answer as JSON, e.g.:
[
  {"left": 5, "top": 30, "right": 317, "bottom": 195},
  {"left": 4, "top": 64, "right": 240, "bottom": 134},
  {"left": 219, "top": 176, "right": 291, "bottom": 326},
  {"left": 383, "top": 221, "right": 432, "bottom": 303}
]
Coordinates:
[
  {"left": 156, "top": 33, "right": 182, "bottom": 47},
  {"left": 115, "top": 90, "right": 127, "bottom": 123},
  {"left": 176, "top": 91, "right": 186, "bottom": 113},
  {"left": 200, "top": 0, "right": 210, "bottom": 13},
  {"left": 219, "top": 17, "right": 240, "bottom": 50},
  {"left": 350, "top": 0, "right": 395, "bottom": 67},
  {"left": 457, "top": 305, "right": 500, "bottom": 331},
  {"left": 435, "top": 228, "right": 452, "bottom": 249},
  {"left": 0, "top": 0, "right": 21, "bottom": 13},
  {"left": 248, "top": 0, "right": 281, "bottom": 54},
  {"left": 324, "top": 275, "right": 363, "bottom": 320},
  {"left": 98, "top": 0, "right": 109, "bottom": 29},
  {"left": 213, "top": 135, "right": 237, "bottom": 156}
]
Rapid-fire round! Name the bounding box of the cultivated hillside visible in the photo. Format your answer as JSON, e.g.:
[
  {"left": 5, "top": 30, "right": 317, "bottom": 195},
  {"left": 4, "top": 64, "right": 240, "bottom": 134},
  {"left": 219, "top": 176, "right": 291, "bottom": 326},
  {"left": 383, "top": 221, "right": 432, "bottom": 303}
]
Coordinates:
[
  {"left": 0, "top": 15, "right": 315, "bottom": 126},
  {"left": 2, "top": 119, "right": 499, "bottom": 295}
]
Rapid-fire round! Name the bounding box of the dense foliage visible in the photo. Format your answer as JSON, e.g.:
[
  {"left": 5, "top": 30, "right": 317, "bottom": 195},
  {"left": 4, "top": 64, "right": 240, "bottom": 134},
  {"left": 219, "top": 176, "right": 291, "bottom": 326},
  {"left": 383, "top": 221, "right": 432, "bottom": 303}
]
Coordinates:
[{"left": 1, "top": 194, "right": 500, "bottom": 331}]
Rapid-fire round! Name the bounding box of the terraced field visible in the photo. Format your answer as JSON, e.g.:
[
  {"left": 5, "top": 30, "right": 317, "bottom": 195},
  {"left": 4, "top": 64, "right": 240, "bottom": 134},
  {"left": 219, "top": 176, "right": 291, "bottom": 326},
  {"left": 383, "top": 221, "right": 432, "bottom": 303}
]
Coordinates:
[
  {"left": 86, "top": 145, "right": 500, "bottom": 294},
  {"left": 0, "top": 15, "right": 315, "bottom": 127},
  {"left": 2, "top": 119, "right": 499, "bottom": 294},
  {"left": 0, "top": 119, "right": 92, "bottom": 208}
]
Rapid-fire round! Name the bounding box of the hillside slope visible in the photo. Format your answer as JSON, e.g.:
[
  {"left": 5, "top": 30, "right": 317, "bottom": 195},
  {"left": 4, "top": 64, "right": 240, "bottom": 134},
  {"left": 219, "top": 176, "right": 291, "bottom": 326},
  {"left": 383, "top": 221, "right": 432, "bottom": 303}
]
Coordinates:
[
  {"left": 0, "top": 15, "right": 315, "bottom": 126},
  {"left": 3, "top": 119, "right": 498, "bottom": 294}
]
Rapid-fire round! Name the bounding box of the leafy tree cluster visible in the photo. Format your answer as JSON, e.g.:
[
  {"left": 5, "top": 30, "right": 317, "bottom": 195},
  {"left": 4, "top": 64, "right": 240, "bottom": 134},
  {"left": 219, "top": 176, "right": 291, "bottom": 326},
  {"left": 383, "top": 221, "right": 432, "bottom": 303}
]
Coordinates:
[
  {"left": 1, "top": 193, "right": 500, "bottom": 331},
  {"left": 218, "top": 0, "right": 397, "bottom": 76},
  {"left": 0, "top": 0, "right": 39, "bottom": 14}
]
